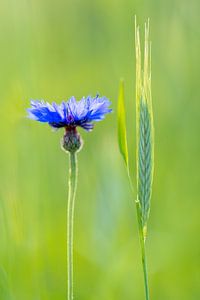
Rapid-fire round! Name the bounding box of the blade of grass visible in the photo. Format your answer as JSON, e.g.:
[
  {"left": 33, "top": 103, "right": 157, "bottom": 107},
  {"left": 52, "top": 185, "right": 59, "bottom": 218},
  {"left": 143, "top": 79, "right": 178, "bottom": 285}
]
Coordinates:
[
  {"left": 135, "top": 17, "right": 153, "bottom": 300},
  {"left": 117, "top": 79, "right": 129, "bottom": 172}
]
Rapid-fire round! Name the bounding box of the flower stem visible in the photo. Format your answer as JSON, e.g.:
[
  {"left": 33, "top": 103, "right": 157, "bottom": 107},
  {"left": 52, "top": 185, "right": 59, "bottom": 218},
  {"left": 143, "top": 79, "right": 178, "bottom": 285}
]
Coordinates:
[
  {"left": 67, "top": 152, "right": 77, "bottom": 300},
  {"left": 135, "top": 200, "right": 150, "bottom": 300}
]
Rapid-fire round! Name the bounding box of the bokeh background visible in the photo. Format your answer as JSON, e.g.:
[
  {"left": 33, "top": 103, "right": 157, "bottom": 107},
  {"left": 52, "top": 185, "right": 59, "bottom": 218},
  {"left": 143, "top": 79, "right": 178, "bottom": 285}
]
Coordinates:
[{"left": 0, "top": 0, "right": 199, "bottom": 299}]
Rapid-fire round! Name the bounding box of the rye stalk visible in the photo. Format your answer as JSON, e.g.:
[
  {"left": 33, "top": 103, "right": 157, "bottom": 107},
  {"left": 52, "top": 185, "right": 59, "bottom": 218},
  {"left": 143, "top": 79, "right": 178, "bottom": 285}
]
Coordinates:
[
  {"left": 117, "top": 18, "right": 154, "bottom": 300},
  {"left": 136, "top": 18, "right": 154, "bottom": 300}
]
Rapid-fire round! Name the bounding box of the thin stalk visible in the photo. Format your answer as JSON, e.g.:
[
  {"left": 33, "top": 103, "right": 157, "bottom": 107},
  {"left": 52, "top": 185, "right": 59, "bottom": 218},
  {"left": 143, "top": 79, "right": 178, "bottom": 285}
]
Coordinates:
[
  {"left": 135, "top": 200, "right": 150, "bottom": 300},
  {"left": 67, "top": 152, "right": 77, "bottom": 300},
  {"left": 127, "top": 172, "right": 150, "bottom": 300}
]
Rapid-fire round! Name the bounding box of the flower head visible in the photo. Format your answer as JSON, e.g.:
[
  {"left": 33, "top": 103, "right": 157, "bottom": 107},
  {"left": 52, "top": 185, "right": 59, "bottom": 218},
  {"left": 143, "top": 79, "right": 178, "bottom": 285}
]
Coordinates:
[{"left": 27, "top": 95, "right": 112, "bottom": 131}]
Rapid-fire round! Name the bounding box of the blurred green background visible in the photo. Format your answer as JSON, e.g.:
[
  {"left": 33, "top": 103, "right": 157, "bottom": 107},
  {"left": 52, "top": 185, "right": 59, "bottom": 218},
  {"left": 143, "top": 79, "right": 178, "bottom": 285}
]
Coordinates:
[{"left": 0, "top": 0, "right": 199, "bottom": 299}]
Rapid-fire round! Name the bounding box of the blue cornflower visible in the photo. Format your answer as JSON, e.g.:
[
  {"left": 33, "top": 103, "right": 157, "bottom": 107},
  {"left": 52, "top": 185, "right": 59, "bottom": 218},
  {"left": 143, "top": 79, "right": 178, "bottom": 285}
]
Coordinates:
[{"left": 27, "top": 95, "right": 112, "bottom": 131}]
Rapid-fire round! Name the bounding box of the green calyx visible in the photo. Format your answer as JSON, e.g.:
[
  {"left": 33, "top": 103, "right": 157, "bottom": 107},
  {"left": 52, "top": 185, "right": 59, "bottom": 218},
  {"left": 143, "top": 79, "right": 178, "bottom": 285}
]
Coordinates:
[{"left": 61, "top": 128, "right": 82, "bottom": 153}]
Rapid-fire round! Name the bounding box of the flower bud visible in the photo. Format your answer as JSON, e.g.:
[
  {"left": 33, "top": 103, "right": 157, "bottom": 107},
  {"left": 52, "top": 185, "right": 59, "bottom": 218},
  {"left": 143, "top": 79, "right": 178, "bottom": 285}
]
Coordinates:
[{"left": 61, "top": 127, "right": 82, "bottom": 153}]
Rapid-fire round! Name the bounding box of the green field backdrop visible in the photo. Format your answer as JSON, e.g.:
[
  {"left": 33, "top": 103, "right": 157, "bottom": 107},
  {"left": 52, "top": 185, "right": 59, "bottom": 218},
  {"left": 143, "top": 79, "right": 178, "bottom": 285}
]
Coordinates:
[{"left": 0, "top": 0, "right": 199, "bottom": 299}]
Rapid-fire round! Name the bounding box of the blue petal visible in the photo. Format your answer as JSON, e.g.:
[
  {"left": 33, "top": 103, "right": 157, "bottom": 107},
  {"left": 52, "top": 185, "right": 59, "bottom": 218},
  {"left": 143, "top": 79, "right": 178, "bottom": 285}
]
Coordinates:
[{"left": 27, "top": 96, "right": 112, "bottom": 131}]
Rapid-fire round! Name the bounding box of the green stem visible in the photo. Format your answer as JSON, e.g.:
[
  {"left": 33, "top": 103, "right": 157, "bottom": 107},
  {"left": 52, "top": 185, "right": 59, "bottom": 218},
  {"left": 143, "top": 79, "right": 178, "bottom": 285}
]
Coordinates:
[
  {"left": 127, "top": 172, "right": 150, "bottom": 299},
  {"left": 136, "top": 200, "right": 150, "bottom": 300},
  {"left": 67, "top": 152, "right": 77, "bottom": 300}
]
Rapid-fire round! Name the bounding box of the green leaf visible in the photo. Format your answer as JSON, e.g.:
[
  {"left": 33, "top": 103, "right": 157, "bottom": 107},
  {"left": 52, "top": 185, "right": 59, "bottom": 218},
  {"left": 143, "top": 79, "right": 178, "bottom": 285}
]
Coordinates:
[{"left": 117, "top": 79, "right": 129, "bottom": 170}]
